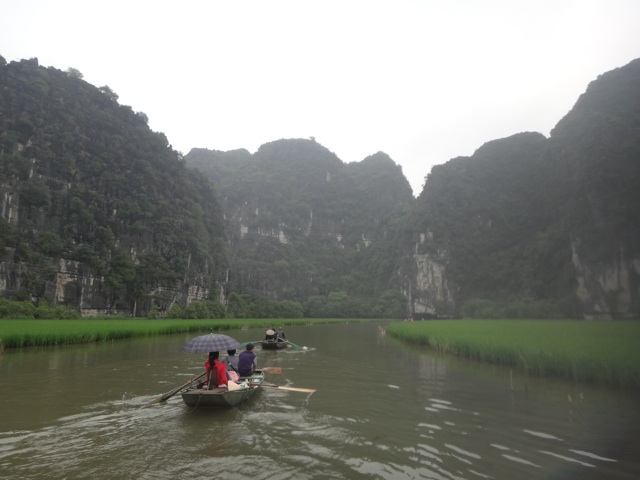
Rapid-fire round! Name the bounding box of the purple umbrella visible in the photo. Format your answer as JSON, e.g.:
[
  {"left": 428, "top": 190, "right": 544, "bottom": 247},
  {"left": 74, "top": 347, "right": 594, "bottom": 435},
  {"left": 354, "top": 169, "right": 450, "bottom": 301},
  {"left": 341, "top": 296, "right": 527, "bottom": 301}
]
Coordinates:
[{"left": 181, "top": 333, "right": 242, "bottom": 353}]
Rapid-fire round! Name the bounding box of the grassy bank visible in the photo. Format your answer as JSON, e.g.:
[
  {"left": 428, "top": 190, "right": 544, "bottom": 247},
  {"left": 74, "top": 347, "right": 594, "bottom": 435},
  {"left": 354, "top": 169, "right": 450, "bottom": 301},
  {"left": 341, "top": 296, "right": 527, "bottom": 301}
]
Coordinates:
[
  {"left": 387, "top": 320, "right": 640, "bottom": 390},
  {"left": 0, "top": 317, "right": 363, "bottom": 349}
]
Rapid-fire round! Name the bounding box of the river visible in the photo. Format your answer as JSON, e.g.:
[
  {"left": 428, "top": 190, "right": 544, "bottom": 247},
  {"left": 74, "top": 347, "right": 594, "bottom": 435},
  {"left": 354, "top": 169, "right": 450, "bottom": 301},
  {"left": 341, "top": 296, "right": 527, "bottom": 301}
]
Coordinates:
[{"left": 1, "top": 322, "right": 639, "bottom": 479}]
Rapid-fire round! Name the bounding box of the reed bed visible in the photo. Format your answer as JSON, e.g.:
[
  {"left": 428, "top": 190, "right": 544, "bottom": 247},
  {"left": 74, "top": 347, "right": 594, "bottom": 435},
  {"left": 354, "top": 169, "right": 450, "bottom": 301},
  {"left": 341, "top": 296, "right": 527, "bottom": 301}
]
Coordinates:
[
  {"left": 0, "top": 317, "right": 359, "bottom": 349},
  {"left": 387, "top": 320, "right": 640, "bottom": 390}
]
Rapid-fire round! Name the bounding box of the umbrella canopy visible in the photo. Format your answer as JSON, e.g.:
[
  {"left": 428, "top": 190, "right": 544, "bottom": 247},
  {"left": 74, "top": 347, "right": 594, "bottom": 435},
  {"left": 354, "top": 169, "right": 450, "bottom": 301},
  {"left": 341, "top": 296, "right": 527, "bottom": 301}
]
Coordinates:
[{"left": 182, "top": 333, "right": 242, "bottom": 353}]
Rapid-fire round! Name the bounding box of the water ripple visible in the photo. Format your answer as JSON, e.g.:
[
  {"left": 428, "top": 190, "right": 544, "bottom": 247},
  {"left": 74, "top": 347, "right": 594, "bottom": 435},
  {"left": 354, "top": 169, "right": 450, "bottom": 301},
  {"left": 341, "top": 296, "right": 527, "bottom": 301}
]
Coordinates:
[{"left": 540, "top": 450, "right": 596, "bottom": 468}]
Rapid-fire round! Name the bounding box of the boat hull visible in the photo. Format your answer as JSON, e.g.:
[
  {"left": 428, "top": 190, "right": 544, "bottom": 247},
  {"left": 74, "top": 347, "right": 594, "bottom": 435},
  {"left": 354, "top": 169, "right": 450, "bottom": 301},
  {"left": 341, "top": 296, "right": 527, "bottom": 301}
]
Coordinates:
[
  {"left": 260, "top": 340, "right": 287, "bottom": 350},
  {"left": 181, "top": 372, "right": 264, "bottom": 408}
]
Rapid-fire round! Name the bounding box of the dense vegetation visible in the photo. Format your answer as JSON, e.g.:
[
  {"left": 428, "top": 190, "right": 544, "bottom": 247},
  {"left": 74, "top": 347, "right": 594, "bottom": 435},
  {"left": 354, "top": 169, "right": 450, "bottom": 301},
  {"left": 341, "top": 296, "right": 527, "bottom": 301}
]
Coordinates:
[
  {"left": 0, "top": 298, "right": 79, "bottom": 319},
  {"left": 0, "top": 317, "right": 367, "bottom": 349}
]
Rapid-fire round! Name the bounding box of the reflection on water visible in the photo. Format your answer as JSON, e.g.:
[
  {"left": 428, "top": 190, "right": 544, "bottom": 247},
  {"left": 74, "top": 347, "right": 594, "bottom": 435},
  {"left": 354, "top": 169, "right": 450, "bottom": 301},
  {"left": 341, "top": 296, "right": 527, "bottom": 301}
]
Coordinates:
[{"left": 1, "top": 322, "right": 639, "bottom": 479}]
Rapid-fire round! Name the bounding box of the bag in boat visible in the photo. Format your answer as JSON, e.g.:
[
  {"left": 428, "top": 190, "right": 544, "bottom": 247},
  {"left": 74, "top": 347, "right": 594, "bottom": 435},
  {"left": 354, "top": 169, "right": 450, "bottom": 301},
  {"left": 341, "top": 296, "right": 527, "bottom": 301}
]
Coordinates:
[{"left": 228, "top": 380, "right": 242, "bottom": 391}]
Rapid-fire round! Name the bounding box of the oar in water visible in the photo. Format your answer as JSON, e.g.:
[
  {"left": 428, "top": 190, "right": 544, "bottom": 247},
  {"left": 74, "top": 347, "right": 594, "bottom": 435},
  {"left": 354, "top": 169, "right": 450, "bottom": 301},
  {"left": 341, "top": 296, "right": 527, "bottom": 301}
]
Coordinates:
[
  {"left": 261, "top": 382, "right": 316, "bottom": 393},
  {"left": 240, "top": 340, "right": 261, "bottom": 347},
  {"left": 146, "top": 371, "right": 207, "bottom": 406},
  {"left": 285, "top": 340, "right": 305, "bottom": 350},
  {"left": 258, "top": 367, "right": 282, "bottom": 374}
]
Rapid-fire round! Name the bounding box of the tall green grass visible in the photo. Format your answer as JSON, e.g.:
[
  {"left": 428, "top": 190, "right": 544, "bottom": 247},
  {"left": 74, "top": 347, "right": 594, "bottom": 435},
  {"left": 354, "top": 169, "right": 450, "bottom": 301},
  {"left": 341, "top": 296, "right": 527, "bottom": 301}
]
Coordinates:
[
  {"left": 0, "top": 317, "right": 368, "bottom": 349},
  {"left": 387, "top": 320, "right": 640, "bottom": 390}
]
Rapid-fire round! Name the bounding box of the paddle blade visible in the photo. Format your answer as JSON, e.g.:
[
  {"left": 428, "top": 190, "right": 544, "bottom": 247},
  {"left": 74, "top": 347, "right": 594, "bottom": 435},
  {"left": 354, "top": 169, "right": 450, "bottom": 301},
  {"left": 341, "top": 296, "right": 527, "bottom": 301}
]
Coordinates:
[
  {"left": 147, "top": 396, "right": 163, "bottom": 406},
  {"left": 285, "top": 341, "right": 305, "bottom": 350},
  {"left": 275, "top": 386, "right": 316, "bottom": 393},
  {"left": 260, "top": 367, "right": 283, "bottom": 374},
  {"left": 260, "top": 383, "right": 316, "bottom": 393}
]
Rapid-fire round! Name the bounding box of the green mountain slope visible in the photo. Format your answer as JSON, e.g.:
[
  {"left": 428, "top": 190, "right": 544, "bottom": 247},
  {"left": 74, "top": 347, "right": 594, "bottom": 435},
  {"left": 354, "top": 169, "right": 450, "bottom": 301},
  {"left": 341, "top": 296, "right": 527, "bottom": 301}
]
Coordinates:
[
  {"left": 0, "top": 56, "right": 227, "bottom": 315},
  {"left": 402, "top": 58, "right": 640, "bottom": 319},
  {"left": 185, "top": 139, "right": 414, "bottom": 317}
]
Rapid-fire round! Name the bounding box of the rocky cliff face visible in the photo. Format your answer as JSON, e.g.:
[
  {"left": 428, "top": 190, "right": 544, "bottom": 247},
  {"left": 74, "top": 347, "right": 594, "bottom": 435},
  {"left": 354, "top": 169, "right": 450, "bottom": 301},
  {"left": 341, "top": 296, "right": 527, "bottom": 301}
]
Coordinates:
[
  {"left": 571, "top": 241, "right": 640, "bottom": 320},
  {"left": 407, "top": 252, "right": 454, "bottom": 318},
  {"left": 406, "top": 229, "right": 640, "bottom": 320},
  {"left": 0, "top": 159, "right": 219, "bottom": 316}
]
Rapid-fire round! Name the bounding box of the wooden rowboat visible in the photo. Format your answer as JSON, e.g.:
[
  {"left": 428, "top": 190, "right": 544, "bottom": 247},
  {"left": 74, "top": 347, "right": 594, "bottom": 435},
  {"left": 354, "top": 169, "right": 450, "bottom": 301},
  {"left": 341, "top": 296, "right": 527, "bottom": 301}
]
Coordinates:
[
  {"left": 180, "top": 371, "right": 265, "bottom": 408},
  {"left": 260, "top": 339, "right": 288, "bottom": 350}
]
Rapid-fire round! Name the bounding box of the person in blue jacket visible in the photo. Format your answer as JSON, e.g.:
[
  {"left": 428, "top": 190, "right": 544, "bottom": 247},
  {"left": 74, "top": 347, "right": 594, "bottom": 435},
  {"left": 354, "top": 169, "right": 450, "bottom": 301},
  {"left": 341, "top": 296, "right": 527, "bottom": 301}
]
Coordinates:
[{"left": 238, "top": 343, "right": 257, "bottom": 377}]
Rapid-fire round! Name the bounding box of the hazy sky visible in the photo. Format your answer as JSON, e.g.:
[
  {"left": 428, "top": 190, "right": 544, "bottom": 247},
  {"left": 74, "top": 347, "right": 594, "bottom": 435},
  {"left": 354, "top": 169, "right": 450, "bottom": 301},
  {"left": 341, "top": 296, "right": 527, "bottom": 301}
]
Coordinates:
[{"left": 2, "top": 1, "right": 639, "bottom": 195}]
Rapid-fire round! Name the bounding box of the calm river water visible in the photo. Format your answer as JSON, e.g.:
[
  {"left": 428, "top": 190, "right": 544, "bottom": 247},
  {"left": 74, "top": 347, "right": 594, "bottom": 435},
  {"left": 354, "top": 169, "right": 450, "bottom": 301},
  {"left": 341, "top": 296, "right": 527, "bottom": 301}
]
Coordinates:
[{"left": 1, "top": 322, "right": 639, "bottom": 479}]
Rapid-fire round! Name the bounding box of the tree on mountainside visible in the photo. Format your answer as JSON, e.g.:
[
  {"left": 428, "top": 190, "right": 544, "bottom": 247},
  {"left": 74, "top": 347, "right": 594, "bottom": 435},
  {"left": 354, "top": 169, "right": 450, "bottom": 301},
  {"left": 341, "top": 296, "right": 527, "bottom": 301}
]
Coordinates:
[
  {"left": 66, "top": 67, "right": 83, "bottom": 79},
  {"left": 98, "top": 85, "right": 118, "bottom": 102}
]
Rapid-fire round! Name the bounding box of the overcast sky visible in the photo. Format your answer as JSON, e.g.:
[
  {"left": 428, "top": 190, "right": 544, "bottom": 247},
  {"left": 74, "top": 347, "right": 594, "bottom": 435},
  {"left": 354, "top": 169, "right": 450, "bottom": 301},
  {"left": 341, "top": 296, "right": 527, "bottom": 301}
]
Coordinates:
[{"left": 2, "top": 1, "right": 639, "bottom": 195}]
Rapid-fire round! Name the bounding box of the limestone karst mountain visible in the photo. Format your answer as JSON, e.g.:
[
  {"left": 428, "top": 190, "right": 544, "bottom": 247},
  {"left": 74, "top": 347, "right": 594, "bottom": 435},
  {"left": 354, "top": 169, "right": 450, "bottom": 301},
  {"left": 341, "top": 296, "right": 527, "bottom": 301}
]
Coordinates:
[{"left": 1, "top": 53, "right": 638, "bottom": 319}]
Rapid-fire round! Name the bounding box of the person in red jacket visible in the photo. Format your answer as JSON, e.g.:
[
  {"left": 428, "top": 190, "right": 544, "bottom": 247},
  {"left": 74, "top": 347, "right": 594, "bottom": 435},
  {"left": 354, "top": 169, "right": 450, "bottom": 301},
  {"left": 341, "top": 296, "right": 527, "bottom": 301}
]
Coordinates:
[{"left": 205, "top": 351, "right": 228, "bottom": 389}]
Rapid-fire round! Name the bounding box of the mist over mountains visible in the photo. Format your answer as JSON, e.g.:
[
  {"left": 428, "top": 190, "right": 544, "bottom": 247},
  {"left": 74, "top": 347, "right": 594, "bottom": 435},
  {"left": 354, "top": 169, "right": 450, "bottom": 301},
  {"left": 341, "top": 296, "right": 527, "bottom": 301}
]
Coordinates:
[{"left": 1, "top": 54, "right": 638, "bottom": 319}]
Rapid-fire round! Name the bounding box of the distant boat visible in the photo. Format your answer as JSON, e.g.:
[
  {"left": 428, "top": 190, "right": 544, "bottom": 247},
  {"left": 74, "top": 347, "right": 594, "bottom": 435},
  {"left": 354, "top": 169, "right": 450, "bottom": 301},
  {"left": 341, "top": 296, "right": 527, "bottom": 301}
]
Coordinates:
[{"left": 180, "top": 371, "right": 265, "bottom": 408}]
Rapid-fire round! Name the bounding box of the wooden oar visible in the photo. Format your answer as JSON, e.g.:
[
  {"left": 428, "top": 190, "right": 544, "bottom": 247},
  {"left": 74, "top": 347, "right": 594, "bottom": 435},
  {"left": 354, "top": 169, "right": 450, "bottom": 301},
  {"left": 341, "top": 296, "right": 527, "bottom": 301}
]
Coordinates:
[
  {"left": 285, "top": 340, "right": 305, "bottom": 350},
  {"left": 260, "top": 382, "right": 316, "bottom": 393},
  {"left": 258, "top": 367, "right": 282, "bottom": 374},
  {"left": 146, "top": 371, "right": 207, "bottom": 406}
]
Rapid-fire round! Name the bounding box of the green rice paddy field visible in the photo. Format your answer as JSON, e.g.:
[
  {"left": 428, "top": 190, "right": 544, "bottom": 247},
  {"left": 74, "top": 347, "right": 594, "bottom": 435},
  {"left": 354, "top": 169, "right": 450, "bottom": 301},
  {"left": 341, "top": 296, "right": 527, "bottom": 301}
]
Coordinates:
[
  {"left": 0, "top": 317, "right": 353, "bottom": 349},
  {"left": 387, "top": 320, "right": 640, "bottom": 390}
]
